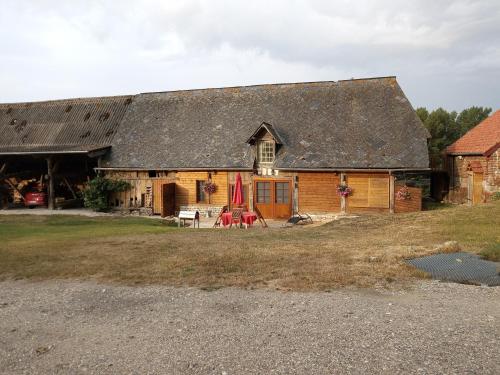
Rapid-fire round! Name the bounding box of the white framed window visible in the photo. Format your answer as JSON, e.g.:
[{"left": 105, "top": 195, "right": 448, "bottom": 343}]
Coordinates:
[{"left": 258, "top": 141, "right": 275, "bottom": 163}]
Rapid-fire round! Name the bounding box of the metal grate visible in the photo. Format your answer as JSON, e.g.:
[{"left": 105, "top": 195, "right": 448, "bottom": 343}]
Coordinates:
[{"left": 407, "top": 252, "right": 500, "bottom": 286}]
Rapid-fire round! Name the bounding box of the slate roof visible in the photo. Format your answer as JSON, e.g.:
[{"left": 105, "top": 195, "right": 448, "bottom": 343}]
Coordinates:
[
  {"left": 0, "top": 95, "right": 134, "bottom": 155},
  {"left": 447, "top": 110, "right": 500, "bottom": 156},
  {"left": 102, "top": 77, "right": 430, "bottom": 170}
]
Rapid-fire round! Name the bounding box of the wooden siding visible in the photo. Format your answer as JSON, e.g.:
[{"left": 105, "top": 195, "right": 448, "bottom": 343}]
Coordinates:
[
  {"left": 106, "top": 171, "right": 175, "bottom": 212},
  {"left": 298, "top": 172, "right": 341, "bottom": 213},
  {"left": 175, "top": 171, "right": 228, "bottom": 209},
  {"left": 347, "top": 173, "right": 389, "bottom": 211},
  {"left": 394, "top": 186, "right": 422, "bottom": 213}
]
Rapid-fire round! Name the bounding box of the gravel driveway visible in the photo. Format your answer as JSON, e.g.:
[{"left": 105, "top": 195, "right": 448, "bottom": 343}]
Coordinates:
[{"left": 0, "top": 280, "right": 498, "bottom": 374}]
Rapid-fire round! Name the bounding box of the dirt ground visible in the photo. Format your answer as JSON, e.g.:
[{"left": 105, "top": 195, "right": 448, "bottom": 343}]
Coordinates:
[{"left": 0, "top": 280, "right": 498, "bottom": 374}]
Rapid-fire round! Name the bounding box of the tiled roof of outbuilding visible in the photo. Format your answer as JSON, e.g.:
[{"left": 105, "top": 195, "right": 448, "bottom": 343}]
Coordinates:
[
  {"left": 447, "top": 110, "right": 500, "bottom": 156},
  {"left": 102, "top": 77, "right": 430, "bottom": 170}
]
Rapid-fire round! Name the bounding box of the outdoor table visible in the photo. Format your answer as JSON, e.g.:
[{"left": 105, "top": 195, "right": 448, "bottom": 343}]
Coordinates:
[
  {"left": 221, "top": 211, "right": 257, "bottom": 228},
  {"left": 241, "top": 212, "right": 257, "bottom": 226},
  {"left": 221, "top": 212, "right": 233, "bottom": 227}
]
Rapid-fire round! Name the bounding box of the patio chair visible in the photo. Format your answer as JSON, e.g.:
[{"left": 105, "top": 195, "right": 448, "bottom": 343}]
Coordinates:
[
  {"left": 253, "top": 206, "right": 268, "bottom": 228},
  {"left": 285, "top": 212, "right": 313, "bottom": 226},
  {"left": 212, "top": 205, "right": 228, "bottom": 228},
  {"left": 229, "top": 207, "right": 243, "bottom": 229}
]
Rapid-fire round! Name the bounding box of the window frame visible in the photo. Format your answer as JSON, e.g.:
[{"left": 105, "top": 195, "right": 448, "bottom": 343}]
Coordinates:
[
  {"left": 257, "top": 140, "right": 275, "bottom": 164},
  {"left": 196, "top": 180, "right": 206, "bottom": 203}
]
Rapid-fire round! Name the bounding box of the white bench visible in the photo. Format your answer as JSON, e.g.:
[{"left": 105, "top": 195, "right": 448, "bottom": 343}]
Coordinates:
[{"left": 178, "top": 210, "right": 200, "bottom": 228}]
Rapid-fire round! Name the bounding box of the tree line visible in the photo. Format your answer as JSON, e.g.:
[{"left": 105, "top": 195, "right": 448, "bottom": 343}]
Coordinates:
[{"left": 416, "top": 106, "right": 492, "bottom": 167}]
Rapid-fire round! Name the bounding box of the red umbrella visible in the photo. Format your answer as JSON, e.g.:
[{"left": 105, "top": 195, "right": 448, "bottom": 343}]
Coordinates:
[{"left": 232, "top": 172, "right": 244, "bottom": 206}]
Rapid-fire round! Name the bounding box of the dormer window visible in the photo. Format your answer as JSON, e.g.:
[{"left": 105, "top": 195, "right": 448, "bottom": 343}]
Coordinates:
[
  {"left": 246, "top": 122, "right": 283, "bottom": 167},
  {"left": 258, "top": 140, "right": 275, "bottom": 163}
]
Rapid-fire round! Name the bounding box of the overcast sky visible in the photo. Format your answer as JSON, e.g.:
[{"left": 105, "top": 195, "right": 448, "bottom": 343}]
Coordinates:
[{"left": 1, "top": 0, "right": 499, "bottom": 111}]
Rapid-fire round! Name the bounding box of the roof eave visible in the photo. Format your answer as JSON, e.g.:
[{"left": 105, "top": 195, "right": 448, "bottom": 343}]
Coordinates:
[{"left": 0, "top": 145, "right": 111, "bottom": 156}]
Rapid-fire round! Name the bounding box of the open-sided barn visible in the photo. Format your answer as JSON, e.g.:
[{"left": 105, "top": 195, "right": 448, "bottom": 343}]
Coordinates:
[
  {"left": 0, "top": 77, "right": 429, "bottom": 217},
  {"left": 0, "top": 96, "right": 133, "bottom": 208}
]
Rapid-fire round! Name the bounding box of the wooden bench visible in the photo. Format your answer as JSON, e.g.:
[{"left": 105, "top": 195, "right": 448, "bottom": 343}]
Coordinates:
[{"left": 178, "top": 210, "right": 200, "bottom": 228}]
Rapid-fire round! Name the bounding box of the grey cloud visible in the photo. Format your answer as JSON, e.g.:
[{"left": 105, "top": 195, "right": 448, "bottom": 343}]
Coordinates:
[{"left": 0, "top": 0, "right": 499, "bottom": 110}]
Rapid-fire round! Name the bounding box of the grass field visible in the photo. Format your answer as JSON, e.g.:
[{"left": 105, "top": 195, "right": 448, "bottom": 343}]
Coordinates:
[{"left": 0, "top": 202, "right": 499, "bottom": 290}]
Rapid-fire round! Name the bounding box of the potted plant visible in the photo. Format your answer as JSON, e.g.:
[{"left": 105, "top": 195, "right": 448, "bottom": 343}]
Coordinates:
[
  {"left": 203, "top": 182, "right": 217, "bottom": 209},
  {"left": 396, "top": 186, "right": 412, "bottom": 201},
  {"left": 336, "top": 184, "right": 352, "bottom": 197}
]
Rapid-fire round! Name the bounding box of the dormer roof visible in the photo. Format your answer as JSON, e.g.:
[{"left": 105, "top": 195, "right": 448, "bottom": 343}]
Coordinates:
[{"left": 246, "top": 122, "right": 284, "bottom": 145}]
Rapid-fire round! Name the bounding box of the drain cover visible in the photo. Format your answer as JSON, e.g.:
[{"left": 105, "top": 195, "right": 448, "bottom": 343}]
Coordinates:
[{"left": 407, "top": 252, "right": 500, "bottom": 286}]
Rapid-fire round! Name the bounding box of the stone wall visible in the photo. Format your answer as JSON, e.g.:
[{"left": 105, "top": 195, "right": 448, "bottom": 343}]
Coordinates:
[{"left": 448, "top": 150, "right": 500, "bottom": 203}]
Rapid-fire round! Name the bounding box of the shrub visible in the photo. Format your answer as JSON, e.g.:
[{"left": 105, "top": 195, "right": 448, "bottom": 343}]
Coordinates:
[
  {"left": 83, "top": 176, "right": 130, "bottom": 212},
  {"left": 491, "top": 192, "right": 500, "bottom": 201}
]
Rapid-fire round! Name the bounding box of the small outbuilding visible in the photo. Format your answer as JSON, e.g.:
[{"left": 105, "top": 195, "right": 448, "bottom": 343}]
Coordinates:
[{"left": 446, "top": 109, "right": 500, "bottom": 204}]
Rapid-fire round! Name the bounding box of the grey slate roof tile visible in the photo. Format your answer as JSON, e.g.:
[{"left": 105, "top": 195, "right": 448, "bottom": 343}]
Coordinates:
[{"left": 102, "top": 77, "right": 429, "bottom": 170}]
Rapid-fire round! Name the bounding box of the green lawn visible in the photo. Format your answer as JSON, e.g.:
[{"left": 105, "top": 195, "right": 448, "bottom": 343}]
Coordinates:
[{"left": 0, "top": 202, "right": 498, "bottom": 290}]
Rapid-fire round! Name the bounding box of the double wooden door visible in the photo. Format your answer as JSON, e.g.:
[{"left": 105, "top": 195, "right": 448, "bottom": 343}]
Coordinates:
[{"left": 254, "top": 179, "right": 292, "bottom": 219}]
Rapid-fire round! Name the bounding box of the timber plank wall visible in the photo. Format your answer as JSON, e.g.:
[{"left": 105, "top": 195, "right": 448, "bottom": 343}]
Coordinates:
[
  {"left": 394, "top": 186, "right": 422, "bottom": 213},
  {"left": 298, "top": 172, "right": 340, "bottom": 213},
  {"left": 175, "top": 171, "right": 228, "bottom": 210},
  {"left": 347, "top": 173, "right": 390, "bottom": 213}
]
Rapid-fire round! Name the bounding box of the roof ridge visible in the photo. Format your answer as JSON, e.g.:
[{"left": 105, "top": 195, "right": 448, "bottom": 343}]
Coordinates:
[
  {"left": 0, "top": 76, "right": 398, "bottom": 105},
  {"left": 140, "top": 76, "right": 398, "bottom": 96}
]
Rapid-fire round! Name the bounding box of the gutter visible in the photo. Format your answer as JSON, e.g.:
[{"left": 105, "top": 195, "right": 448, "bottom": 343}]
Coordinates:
[
  {"left": 0, "top": 150, "right": 90, "bottom": 155},
  {"left": 0, "top": 146, "right": 111, "bottom": 156},
  {"left": 446, "top": 152, "right": 484, "bottom": 156},
  {"left": 95, "top": 167, "right": 430, "bottom": 173},
  {"left": 276, "top": 167, "right": 431, "bottom": 173},
  {"left": 95, "top": 167, "right": 254, "bottom": 171}
]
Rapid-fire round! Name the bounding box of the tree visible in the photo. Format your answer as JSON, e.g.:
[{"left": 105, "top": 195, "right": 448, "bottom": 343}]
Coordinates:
[
  {"left": 425, "top": 108, "right": 459, "bottom": 156},
  {"left": 456, "top": 106, "right": 491, "bottom": 137},
  {"left": 415, "top": 106, "right": 492, "bottom": 169},
  {"left": 416, "top": 107, "right": 429, "bottom": 124}
]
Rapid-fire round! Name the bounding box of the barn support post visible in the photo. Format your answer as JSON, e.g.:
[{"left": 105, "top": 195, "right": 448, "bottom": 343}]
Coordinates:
[
  {"left": 340, "top": 172, "right": 346, "bottom": 214},
  {"left": 47, "top": 156, "right": 55, "bottom": 210},
  {"left": 293, "top": 174, "right": 299, "bottom": 214},
  {"left": 389, "top": 172, "right": 395, "bottom": 213}
]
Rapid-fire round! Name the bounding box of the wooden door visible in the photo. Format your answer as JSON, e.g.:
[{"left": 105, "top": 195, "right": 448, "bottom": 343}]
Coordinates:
[
  {"left": 347, "top": 173, "right": 389, "bottom": 211},
  {"left": 253, "top": 179, "right": 292, "bottom": 219},
  {"left": 161, "top": 183, "right": 176, "bottom": 217},
  {"left": 254, "top": 180, "right": 273, "bottom": 218},
  {"left": 274, "top": 181, "right": 292, "bottom": 219},
  {"left": 472, "top": 173, "right": 483, "bottom": 205},
  {"left": 467, "top": 172, "right": 473, "bottom": 205}
]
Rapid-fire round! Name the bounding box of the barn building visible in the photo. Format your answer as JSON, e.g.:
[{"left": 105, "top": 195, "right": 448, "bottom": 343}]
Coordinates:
[{"left": 0, "top": 77, "right": 429, "bottom": 217}]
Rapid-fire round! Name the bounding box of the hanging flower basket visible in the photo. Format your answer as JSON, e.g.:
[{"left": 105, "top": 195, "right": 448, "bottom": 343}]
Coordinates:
[
  {"left": 203, "top": 182, "right": 217, "bottom": 194},
  {"left": 336, "top": 184, "right": 352, "bottom": 197},
  {"left": 396, "top": 186, "right": 412, "bottom": 201}
]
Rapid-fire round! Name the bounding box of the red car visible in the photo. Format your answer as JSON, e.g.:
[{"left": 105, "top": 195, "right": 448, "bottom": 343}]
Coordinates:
[{"left": 24, "top": 192, "right": 47, "bottom": 208}]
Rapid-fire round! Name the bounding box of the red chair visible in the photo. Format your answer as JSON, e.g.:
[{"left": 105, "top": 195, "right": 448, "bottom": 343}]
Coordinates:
[{"left": 229, "top": 208, "right": 243, "bottom": 229}]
